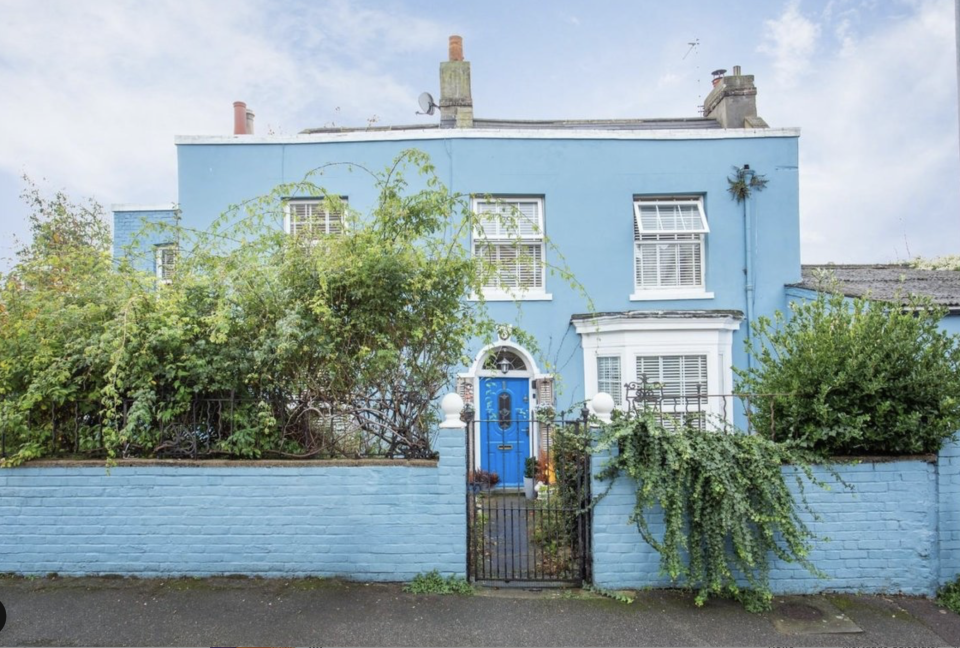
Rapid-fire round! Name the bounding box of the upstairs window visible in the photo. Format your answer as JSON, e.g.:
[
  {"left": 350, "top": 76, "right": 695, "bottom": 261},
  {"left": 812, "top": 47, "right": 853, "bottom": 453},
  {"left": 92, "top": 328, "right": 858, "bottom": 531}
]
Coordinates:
[
  {"left": 472, "top": 197, "right": 546, "bottom": 297},
  {"left": 155, "top": 244, "right": 177, "bottom": 283},
  {"left": 284, "top": 198, "right": 346, "bottom": 239},
  {"left": 633, "top": 197, "right": 708, "bottom": 292}
]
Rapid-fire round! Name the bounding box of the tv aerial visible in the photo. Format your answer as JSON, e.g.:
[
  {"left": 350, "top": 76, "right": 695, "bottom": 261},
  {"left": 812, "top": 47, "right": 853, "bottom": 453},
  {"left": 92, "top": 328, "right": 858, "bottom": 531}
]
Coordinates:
[{"left": 417, "top": 92, "right": 438, "bottom": 116}]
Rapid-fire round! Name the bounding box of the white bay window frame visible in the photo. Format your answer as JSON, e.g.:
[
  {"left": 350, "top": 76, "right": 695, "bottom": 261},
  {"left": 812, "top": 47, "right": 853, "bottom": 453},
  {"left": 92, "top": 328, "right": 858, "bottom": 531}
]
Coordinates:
[
  {"left": 574, "top": 314, "right": 740, "bottom": 423},
  {"left": 631, "top": 197, "right": 713, "bottom": 301},
  {"left": 471, "top": 197, "right": 551, "bottom": 301}
]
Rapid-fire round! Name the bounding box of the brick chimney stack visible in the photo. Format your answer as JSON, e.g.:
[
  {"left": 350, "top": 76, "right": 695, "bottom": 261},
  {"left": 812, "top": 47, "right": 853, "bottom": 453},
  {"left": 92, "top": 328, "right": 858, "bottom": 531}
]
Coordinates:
[
  {"left": 702, "top": 67, "right": 768, "bottom": 128},
  {"left": 439, "top": 35, "right": 473, "bottom": 128}
]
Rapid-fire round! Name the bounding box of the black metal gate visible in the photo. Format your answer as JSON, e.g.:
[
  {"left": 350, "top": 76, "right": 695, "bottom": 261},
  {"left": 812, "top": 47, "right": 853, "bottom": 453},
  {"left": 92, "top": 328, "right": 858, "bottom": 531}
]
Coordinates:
[{"left": 465, "top": 406, "right": 593, "bottom": 586}]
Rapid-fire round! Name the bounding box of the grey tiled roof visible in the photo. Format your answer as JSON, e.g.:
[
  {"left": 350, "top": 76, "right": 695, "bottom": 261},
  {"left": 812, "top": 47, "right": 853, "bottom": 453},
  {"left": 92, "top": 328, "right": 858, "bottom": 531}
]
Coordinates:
[
  {"left": 301, "top": 117, "right": 720, "bottom": 135},
  {"left": 793, "top": 264, "right": 960, "bottom": 311}
]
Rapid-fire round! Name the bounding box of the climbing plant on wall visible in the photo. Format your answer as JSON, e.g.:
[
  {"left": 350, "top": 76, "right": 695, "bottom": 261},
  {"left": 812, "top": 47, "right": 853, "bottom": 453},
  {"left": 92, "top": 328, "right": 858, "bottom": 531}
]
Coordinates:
[{"left": 595, "top": 411, "right": 827, "bottom": 612}]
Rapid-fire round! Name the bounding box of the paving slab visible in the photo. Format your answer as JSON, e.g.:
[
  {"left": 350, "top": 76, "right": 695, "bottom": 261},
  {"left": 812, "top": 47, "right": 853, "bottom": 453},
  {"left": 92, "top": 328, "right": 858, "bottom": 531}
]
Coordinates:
[
  {"left": 770, "top": 596, "right": 862, "bottom": 635},
  {"left": 0, "top": 576, "right": 957, "bottom": 647}
]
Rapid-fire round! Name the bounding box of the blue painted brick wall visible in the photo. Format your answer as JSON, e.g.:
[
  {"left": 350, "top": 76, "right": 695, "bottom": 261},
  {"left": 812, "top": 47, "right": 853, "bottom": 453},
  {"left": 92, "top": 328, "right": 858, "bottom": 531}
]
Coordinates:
[
  {"left": 940, "top": 439, "right": 960, "bottom": 585},
  {"left": 592, "top": 444, "right": 956, "bottom": 595},
  {"left": 0, "top": 429, "right": 466, "bottom": 579},
  {"left": 112, "top": 209, "right": 178, "bottom": 274}
]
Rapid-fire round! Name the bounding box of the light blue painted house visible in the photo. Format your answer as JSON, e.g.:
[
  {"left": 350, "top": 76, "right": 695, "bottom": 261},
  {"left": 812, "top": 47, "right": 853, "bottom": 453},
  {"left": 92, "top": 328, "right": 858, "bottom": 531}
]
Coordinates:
[{"left": 114, "top": 37, "right": 801, "bottom": 484}]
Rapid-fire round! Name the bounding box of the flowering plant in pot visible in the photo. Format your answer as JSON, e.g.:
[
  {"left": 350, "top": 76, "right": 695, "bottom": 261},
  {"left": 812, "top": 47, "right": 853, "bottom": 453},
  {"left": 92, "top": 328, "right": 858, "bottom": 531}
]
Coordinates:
[{"left": 523, "top": 457, "right": 538, "bottom": 500}]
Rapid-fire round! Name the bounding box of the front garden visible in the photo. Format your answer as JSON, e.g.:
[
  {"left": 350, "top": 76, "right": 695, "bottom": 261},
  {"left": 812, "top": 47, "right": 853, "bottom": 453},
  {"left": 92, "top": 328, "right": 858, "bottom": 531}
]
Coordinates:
[{"left": 0, "top": 154, "right": 571, "bottom": 465}]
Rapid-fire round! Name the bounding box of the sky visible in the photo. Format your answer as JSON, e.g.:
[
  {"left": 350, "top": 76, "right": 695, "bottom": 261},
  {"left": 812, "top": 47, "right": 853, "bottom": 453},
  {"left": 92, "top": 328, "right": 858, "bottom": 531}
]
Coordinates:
[{"left": 0, "top": 0, "right": 957, "bottom": 269}]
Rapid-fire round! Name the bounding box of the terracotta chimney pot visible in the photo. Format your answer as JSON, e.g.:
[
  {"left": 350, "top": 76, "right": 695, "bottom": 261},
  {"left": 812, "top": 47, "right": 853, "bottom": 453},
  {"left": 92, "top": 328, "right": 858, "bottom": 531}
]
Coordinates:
[
  {"left": 449, "top": 35, "right": 463, "bottom": 62},
  {"left": 233, "top": 101, "right": 247, "bottom": 135}
]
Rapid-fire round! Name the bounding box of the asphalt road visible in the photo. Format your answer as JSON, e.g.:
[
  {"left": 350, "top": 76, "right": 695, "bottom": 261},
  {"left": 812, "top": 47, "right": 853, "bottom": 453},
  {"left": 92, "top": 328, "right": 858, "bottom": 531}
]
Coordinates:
[{"left": 1, "top": 576, "right": 958, "bottom": 647}]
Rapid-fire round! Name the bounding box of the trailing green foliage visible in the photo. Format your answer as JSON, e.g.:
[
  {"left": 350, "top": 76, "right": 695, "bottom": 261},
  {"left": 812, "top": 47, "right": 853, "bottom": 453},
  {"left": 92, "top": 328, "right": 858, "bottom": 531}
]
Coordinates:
[
  {"left": 938, "top": 577, "right": 960, "bottom": 614},
  {"left": 737, "top": 279, "right": 960, "bottom": 455},
  {"left": 596, "top": 411, "right": 825, "bottom": 611},
  {"left": 0, "top": 152, "right": 588, "bottom": 465},
  {"left": 583, "top": 584, "right": 635, "bottom": 604},
  {"left": 403, "top": 570, "right": 473, "bottom": 595}
]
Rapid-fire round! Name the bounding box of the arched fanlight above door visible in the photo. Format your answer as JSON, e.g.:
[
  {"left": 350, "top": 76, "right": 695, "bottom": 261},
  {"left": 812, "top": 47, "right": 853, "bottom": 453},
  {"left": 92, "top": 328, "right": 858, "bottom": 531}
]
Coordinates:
[{"left": 482, "top": 347, "right": 528, "bottom": 374}]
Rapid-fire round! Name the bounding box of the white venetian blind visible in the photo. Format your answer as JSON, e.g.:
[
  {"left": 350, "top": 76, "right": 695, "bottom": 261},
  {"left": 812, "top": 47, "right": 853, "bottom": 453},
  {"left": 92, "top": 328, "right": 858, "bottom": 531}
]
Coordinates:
[
  {"left": 597, "top": 356, "right": 622, "bottom": 405},
  {"left": 636, "top": 355, "right": 707, "bottom": 401},
  {"left": 633, "top": 199, "right": 707, "bottom": 290},
  {"left": 287, "top": 199, "right": 346, "bottom": 237}
]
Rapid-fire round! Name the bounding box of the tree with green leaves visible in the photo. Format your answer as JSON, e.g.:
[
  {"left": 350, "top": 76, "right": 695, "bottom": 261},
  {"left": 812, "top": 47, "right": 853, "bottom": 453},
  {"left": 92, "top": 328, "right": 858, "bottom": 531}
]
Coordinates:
[{"left": 0, "top": 151, "right": 582, "bottom": 465}]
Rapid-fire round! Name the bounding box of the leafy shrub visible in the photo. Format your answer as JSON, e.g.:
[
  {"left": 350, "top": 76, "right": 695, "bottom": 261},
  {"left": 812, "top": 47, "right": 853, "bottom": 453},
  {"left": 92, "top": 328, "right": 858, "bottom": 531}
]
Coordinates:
[
  {"left": 403, "top": 570, "right": 473, "bottom": 595},
  {"left": 737, "top": 284, "right": 960, "bottom": 456},
  {"left": 0, "top": 152, "right": 586, "bottom": 465},
  {"left": 524, "top": 456, "right": 537, "bottom": 479},
  {"left": 938, "top": 577, "right": 960, "bottom": 614},
  {"left": 595, "top": 411, "right": 825, "bottom": 611}
]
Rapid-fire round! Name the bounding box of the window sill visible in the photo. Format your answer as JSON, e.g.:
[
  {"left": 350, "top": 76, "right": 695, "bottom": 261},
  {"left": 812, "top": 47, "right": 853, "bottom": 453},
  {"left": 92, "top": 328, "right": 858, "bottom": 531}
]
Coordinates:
[
  {"left": 469, "top": 291, "right": 554, "bottom": 302},
  {"left": 629, "top": 289, "right": 714, "bottom": 301}
]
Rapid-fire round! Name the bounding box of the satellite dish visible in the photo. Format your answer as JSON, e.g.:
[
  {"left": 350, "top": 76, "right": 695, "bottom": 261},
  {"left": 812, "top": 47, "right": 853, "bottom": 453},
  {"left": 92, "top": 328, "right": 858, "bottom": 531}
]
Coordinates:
[{"left": 417, "top": 92, "right": 437, "bottom": 116}]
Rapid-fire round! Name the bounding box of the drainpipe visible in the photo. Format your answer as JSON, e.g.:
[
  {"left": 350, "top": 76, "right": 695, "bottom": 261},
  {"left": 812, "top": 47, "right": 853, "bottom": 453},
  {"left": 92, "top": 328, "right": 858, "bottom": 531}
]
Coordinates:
[{"left": 742, "top": 165, "right": 756, "bottom": 373}]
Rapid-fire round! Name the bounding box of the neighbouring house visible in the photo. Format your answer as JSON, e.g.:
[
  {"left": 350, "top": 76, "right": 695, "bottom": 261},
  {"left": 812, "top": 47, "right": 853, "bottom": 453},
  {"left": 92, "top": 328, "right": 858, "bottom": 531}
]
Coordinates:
[
  {"left": 113, "top": 36, "right": 801, "bottom": 486},
  {"left": 788, "top": 264, "right": 960, "bottom": 335}
]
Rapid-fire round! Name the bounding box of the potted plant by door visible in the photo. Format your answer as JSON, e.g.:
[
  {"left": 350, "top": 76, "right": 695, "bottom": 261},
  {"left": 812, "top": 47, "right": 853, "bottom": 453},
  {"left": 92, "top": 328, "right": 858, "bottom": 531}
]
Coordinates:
[{"left": 524, "top": 457, "right": 538, "bottom": 500}]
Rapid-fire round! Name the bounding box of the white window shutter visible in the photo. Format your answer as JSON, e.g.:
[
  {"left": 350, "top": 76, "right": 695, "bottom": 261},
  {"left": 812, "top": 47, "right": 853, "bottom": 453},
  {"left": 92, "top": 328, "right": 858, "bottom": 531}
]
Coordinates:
[
  {"left": 536, "top": 377, "right": 555, "bottom": 407},
  {"left": 456, "top": 377, "right": 474, "bottom": 407}
]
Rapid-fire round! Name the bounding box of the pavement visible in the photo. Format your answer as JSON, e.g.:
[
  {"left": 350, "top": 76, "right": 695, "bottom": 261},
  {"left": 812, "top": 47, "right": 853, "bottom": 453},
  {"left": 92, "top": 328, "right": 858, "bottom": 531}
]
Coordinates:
[{"left": 1, "top": 576, "right": 959, "bottom": 647}]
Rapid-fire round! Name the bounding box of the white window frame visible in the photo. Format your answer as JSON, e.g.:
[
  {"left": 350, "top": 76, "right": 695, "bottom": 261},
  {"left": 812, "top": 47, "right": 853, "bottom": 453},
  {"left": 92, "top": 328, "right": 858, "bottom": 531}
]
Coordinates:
[
  {"left": 470, "top": 196, "right": 551, "bottom": 301},
  {"left": 635, "top": 354, "right": 709, "bottom": 429},
  {"left": 283, "top": 197, "right": 347, "bottom": 239},
  {"left": 597, "top": 356, "right": 623, "bottom": 406},
  {"left": 574, "top": 314, "right": 740, "bottom": 423},
  {"left": 155, "top": 244, "right": 177, "bottom": 284},
  {"left": 631, "top": 197, "right": 713, "bottom": 301}
]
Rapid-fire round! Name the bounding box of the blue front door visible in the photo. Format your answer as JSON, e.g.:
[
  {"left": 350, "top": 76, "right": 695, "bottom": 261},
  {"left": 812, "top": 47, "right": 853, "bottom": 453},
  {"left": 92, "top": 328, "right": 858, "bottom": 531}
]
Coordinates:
[{"left": 479, "top": 377, "right": 531, "bottom": 487}]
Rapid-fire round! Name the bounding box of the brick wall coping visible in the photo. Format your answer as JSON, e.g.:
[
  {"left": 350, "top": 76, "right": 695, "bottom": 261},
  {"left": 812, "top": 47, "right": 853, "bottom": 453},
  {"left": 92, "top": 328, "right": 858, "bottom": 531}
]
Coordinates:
[
  {"left": 9, "top": 458, "right": 438, "bottom": 469},
  {"left": 814, "top": 454, "right": 938, "bottom": 465}
]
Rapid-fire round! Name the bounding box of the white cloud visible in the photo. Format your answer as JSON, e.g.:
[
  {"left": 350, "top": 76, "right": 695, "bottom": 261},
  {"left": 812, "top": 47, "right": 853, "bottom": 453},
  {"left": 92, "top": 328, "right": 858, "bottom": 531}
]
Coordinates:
[
  {"left": 758, "top": 0, "right": 821, "bottom": 86},
  {"left": 762, "top": 0, "right": 960, "bottom": 263},
  {"left": 0, "top": 0, "right": 448, "bottom": 207}
]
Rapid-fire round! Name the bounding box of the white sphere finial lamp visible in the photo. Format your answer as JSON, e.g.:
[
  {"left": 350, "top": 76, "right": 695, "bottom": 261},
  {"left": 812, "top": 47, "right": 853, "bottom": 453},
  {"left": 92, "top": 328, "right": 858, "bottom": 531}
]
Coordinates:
[{"left": 591, "top": 392, "right": 615, "bottom": 424}]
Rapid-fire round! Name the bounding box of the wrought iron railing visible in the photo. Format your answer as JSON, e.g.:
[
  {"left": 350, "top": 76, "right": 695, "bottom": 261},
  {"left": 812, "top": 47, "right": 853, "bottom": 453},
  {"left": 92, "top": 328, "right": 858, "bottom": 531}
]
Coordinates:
[
  {"left": 624, "top": 374, "right": 791, "bottom": 439},
  {"left": 1, "top": 394, "right": 437, "bottom": 461}
]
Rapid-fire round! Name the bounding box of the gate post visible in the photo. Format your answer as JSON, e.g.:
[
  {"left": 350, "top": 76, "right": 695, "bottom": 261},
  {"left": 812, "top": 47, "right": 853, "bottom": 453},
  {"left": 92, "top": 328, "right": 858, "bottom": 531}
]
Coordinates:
[
  {"left": 585, "top": 393, "right": 615, "bottom": 585},
  {"left": 437, "top": 393, "right": 468, "bottom": 579}
]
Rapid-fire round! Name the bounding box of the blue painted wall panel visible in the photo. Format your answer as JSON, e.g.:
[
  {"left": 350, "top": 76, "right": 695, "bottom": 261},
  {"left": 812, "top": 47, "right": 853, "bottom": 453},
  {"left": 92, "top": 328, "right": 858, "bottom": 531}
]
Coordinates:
[
  {"left": 163, "top": 135, "right": 800, "bottom": 411},
  {"left": 940, "top": 439, "right": 960, "bottom": 585},
  {"left": 0, "top": 430, "right": 466, "bottom": 579},
  {"left": 591, "top": 445, "right": 959, "bottom": 595}
]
